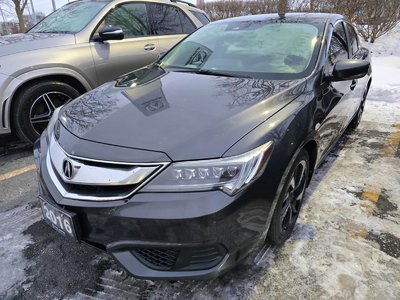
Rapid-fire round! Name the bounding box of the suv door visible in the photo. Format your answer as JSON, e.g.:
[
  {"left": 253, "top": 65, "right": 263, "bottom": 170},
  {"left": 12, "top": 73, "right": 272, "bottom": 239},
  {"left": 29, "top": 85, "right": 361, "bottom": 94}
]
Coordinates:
[
  {"left": 148, "top": 3, "right": 197, "bottom": 57},
  {"left": 317, "top": 21, "right": 355, "bottom": 157},
  {"left": 90, "top": 3, "right": 160, "bottom": 85}
]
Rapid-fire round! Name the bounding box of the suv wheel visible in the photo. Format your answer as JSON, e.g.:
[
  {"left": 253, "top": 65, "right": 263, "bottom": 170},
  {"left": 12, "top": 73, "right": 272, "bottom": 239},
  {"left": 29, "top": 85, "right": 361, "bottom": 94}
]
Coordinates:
[
  {"left": 267, "top": 150, "right": 309, "bottom": 245},
  {"left": 12, "top": 81, "right": 81, "bottom": 143}
]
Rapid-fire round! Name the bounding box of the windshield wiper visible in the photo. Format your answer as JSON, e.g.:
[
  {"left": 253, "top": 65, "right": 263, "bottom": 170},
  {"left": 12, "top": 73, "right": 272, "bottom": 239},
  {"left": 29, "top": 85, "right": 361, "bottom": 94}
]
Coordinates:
[
  {"left": 195, "top": 69, "right": 250, "bottom": 78},
  {"left": 167, "top": 67, "right": 251, "bottom": 78}
]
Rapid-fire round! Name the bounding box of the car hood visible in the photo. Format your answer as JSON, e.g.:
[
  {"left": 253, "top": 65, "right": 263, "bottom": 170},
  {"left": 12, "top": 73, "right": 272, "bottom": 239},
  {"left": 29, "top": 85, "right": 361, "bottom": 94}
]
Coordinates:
[
  {"left": 60, "top": 67, "right": 305, "bottom": 161},
  {"left": 0, "top": 33, "right": 75, "bottom": 57}
]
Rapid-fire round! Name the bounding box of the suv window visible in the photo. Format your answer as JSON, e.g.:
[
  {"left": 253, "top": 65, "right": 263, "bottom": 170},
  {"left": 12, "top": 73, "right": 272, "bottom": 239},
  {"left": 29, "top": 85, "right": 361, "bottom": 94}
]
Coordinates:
[
  {"left": 103, "top": 3, "right": 151, "bottom": 38},
  {"left": 149, "top": 3, "right": 196, "bottom": 35},
  {"left": 29, "top": 1, "right": 108, "bottom": 33},
  {"left": 190, "top": 10, "right": 210, "bottom": 25},
  {"left": 346, "top": 23, "right": 359, "bottom": 56}
]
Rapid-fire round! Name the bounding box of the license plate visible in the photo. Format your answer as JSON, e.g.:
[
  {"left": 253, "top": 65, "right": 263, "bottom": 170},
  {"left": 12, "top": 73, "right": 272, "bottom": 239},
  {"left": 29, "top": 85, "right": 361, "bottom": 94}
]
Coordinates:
[{"left": 39, "top": 197, "right": 78, "bottom": 239}]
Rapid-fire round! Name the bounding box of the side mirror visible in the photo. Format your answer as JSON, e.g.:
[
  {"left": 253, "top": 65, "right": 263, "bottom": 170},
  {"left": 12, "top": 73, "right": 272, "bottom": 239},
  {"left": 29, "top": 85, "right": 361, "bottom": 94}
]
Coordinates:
[
  {"left": 331, "top": 60, "right": 370, "bottom": 81},
  {"left": 93, "top": 26, "right": 124, "bottom": 42}
]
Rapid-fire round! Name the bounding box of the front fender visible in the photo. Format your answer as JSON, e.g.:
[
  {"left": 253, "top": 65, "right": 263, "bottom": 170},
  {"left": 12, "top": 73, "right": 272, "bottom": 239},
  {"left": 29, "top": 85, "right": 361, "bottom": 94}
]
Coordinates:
[{"left": 0, "top": 67, "right": 94, "bottom": 133}]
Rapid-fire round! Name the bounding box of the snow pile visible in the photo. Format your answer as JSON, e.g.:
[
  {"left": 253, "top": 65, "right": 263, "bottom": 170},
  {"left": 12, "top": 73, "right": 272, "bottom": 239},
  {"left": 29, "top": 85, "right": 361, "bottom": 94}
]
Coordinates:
[
  {"left": 363, "top": 23, "right": 400, "bottom": 56},
  {"left": 361, "top": 22, "right": 400, "bottom": 125}
]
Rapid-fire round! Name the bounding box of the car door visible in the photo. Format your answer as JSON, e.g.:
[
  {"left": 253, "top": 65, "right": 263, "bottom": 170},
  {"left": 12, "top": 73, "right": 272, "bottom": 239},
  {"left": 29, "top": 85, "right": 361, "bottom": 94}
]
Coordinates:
[
  {"left": 345, "top": 22, "right": 368, "bottom": 117},
  {"left": 317, "top": 21, "right": 356, "bottom": 157},
  {"left": 148, "top": 3, "right": 197, "bottom": 57},
  {"left": 90, "top": 2, "right": 160, "bottom": 85}
]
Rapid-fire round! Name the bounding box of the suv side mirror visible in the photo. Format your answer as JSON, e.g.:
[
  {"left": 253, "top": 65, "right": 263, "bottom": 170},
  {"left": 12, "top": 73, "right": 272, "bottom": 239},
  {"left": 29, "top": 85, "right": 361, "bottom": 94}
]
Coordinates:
[
  {"left": 331, "top": 60, "right": 370, "bottom": 81},
  {"left": 94, "top": 26, "right": 124, "bottom": 42}
]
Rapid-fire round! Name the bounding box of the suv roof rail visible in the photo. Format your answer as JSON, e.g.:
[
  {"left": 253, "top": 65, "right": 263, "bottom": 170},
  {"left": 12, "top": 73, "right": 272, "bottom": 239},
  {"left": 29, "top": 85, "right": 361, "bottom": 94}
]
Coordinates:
[{"left": 170, "top": 0, "right": 197, "bottom": 8}]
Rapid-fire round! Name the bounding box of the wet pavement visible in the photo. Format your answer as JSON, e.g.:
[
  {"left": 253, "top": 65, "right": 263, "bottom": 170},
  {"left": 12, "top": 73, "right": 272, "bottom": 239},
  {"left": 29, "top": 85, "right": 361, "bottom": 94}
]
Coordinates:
[
  {"left": 0, "top": 134, "right": 30, "bottom": 159},
  {"left": 1, "top": 13, "right": 400, "bottom": 299},
  {"left": 0, "top": 108, "right": 399, "bottom": 299}
]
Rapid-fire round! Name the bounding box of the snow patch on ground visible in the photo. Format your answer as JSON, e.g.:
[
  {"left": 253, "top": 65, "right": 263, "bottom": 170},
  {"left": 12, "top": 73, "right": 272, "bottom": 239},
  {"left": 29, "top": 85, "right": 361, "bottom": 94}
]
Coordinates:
[
  {"left": 0, "top": 205, "right": 41, "bottom": 298},
  {"left": 362, "top": 55, "right": 400, "bottom": 125}
]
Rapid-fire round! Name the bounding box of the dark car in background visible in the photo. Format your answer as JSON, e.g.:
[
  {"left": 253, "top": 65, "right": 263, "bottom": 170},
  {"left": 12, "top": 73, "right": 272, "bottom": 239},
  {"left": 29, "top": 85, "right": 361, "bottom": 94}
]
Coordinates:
[
  {"left": 34, "top": 13, "right": 372, "bottom": 279},
  {"left": 0, "top": 0, "right": 208, "bottom": 143}
]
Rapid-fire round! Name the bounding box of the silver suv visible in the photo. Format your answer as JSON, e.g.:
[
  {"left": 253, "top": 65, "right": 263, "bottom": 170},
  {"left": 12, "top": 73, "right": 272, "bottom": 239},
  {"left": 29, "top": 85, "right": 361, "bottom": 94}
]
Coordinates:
[{"left": 0, "top": 0, "right": 209, "bottom": 143}]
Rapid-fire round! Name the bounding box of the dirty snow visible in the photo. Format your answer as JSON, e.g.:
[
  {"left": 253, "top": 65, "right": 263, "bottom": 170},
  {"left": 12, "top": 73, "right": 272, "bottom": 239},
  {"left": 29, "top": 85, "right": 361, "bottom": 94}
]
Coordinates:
[
  {"left": 0, "top": 205, "right": 42, "bottom": 298},
  {"left": 0, "top": 23, "right": 399, "bottom": 300}
]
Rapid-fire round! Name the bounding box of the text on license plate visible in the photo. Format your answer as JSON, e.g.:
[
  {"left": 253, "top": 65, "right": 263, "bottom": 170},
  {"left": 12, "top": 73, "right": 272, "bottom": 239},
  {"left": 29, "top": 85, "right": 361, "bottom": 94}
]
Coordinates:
[{"left": 40, "top": 199, "right": 76, "bottom": 238}]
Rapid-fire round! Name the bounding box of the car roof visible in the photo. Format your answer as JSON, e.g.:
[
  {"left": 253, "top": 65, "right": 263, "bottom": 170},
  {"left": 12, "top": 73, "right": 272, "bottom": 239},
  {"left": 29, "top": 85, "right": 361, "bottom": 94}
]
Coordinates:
[
  {"left": 73, "top": 0, "right": 204, "bottom": 11},
  {"left": 213, "top": 12, "right": 345, "bottom": 25}
]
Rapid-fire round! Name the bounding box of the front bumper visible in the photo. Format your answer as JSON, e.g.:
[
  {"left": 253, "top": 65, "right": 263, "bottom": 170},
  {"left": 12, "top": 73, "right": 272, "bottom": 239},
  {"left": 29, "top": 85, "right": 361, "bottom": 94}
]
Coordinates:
[{"left": 34, "top": 132, "right": 271, "bottom": 280}]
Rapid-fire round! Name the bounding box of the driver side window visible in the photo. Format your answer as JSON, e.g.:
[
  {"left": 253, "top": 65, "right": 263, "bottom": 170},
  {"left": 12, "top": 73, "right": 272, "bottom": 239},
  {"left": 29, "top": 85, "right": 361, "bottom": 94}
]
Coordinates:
[
  {"left": 102, "top": 3, "right": 151, "bottom": 38},
  {"left": 326, "top": 22, "right": 349, "bottom": 74}
]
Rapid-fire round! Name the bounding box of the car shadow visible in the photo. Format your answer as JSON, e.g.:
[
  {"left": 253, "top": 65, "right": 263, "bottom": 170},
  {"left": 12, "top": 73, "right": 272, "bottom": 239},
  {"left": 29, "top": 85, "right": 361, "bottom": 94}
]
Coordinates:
[{"left": 0, "top": 134, "right": 31, "bottom": 161}]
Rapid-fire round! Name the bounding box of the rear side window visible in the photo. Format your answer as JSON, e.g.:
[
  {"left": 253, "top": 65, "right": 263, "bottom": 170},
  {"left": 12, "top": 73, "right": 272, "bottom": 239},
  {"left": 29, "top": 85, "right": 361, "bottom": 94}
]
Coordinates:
[
  {"left": 103, "top": 3, "right": 151, "bottom": 37},
  {"left": 190, "top": 10, "right": 210, "bottom": 25},
  {"left": 149, "top": 3, "right": 196, "bottom": 35},
  {"left": 346, "top": 23, "right": 359, "bottom": 56}
]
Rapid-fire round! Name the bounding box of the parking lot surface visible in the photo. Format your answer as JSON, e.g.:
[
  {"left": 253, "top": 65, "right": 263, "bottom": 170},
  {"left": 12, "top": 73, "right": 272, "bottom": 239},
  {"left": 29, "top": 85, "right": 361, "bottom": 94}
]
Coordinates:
[{"left": 0, "top": 56, "right": 399, "bottom": 300}]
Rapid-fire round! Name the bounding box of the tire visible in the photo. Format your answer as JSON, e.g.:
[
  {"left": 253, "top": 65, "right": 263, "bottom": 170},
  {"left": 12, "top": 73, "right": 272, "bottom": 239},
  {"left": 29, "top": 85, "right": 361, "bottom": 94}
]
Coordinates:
[
  {"left": 348, "top": 88, "right": 368, "bottom": 131},
  {"left": 12, "top": 81, "right": 81, "bottom": 144},
  {"left": 267, "top": 149, "right": 309, "bottom": 245}
]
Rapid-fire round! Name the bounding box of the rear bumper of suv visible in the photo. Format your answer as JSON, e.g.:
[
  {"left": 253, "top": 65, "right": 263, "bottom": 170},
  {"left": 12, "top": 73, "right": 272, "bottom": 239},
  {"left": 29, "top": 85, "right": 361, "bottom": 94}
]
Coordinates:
[{"left": 34, "top": 132, "right": 270, "bottom": 280}]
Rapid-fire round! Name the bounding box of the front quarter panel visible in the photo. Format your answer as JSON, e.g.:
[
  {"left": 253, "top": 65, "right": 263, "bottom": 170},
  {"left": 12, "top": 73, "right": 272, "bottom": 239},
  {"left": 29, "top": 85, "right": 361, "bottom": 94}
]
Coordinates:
[{"left": 223, "top": 78, "right": 319, "bottom": 237}]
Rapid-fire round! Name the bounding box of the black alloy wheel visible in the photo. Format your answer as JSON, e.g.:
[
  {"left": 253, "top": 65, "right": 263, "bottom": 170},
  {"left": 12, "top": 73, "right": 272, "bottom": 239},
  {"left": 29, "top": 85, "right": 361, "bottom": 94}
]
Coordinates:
[
  {"left": 348, "top": 97, "right": 366, "bottom": 130},
  {"left": 280, "top": 159, "right": 307, "bottom": 233},
  {"left": 267, "top": 150, "right": 309, "bottom": 245}
]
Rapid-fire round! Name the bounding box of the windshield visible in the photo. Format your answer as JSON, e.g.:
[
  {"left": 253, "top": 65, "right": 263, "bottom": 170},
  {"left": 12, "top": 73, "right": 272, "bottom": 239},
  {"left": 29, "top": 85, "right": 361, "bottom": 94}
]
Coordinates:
[
  {"left": 160, "top": 21, "right": 322, "bottom": 79},
  {"left": 29, "top": 1, "right": 109, "bottom": 34}
]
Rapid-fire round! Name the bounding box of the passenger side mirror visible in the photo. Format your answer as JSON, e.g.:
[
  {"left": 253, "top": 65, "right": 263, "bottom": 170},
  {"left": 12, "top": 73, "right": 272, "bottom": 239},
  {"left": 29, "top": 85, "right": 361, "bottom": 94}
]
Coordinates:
[
  {"left": 94, "top": 26, "right": 124, "bottom": 42},
  {"left": 330, "top": 60, "right": 370, "bottom": 81}
]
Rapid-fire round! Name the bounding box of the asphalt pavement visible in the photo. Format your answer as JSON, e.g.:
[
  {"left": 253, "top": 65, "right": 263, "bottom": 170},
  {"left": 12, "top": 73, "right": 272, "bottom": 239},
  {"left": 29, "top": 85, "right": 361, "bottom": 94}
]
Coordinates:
[{"left": 0, "top": 114, "right": 399, "bottom": 300}]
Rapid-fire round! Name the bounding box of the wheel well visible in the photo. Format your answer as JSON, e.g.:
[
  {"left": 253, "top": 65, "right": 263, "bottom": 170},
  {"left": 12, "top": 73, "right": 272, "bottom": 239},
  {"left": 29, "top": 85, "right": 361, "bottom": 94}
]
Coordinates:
[
  {"left": 303, "top": 140, "right": 318, "bottom": 185},
  {"left": 10, "top": 75, "right": 88, "bottom": 128}
]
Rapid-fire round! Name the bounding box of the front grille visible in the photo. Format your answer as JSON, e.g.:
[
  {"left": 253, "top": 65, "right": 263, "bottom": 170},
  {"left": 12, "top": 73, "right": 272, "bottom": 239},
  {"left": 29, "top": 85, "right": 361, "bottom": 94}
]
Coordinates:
[
  {"left": 133, "top": 248, "right": 180, "bottom": 270},
  {"left": 132, "top": 245, "right": 226, "bottom": 271},
  {"left": 52, "top": 167, "right": 139, "bottom": 198},
  {"left": 46, "top": 135, "right": 169, "bottom": 201}
]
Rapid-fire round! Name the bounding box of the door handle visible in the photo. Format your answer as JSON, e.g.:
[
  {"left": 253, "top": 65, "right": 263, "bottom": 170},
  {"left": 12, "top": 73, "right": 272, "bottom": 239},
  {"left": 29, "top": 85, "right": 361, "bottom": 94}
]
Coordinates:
[
  {"left": 350, "top": 80, "right": 357, "bottom": 90},
  {"left": 144, "top": 44, "right": 156, "bottom": 51}
]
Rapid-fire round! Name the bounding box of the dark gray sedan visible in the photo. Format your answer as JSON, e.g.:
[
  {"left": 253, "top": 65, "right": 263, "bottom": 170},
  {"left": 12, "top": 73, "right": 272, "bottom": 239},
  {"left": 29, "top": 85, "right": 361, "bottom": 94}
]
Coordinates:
[{"left": 34, "top": 13, "right": 372, "bottom": 280}]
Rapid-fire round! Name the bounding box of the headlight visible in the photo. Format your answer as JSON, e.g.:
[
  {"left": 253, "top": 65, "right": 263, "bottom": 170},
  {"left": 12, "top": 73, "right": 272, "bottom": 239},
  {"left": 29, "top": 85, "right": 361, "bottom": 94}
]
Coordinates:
[
  {"left": 142, "top": 141, "right": 273, "bottom": 195},
  {"left": 46, "top": 107, "right": 61, "bottom": 139}
]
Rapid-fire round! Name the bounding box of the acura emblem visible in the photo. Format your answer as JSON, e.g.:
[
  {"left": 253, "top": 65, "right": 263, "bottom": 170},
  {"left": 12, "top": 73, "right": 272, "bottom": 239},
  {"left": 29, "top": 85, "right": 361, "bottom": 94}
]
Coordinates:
[{"left": 62, "top": 159, "right": 74, "bottom": 180}]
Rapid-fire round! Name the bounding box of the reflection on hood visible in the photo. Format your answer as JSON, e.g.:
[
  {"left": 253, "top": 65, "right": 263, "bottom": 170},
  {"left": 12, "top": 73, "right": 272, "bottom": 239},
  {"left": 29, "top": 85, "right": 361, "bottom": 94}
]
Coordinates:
[
  {"left": 0, "top": 33, "right": 75, "bottom": 57},
  {"left": 60, "top": 82, "right": 118, "bottom": 135},
  {"left": 115, "top": 65, "right": 167, "bottom": 87}
]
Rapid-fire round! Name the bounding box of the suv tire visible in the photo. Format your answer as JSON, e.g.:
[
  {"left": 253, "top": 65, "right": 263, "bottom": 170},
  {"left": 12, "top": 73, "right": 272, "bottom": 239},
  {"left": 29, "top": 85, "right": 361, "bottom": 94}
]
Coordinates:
[{"left": 12, "top": 81, "right": 80, "bottom": 143}]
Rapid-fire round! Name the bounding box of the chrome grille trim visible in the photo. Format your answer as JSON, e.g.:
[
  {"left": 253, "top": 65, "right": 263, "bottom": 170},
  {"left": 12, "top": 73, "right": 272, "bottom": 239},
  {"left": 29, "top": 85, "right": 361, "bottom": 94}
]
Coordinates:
[
  {"left": 49, "top": 139, "right": 160, "bottom": 186},
  {"left": 46, "top": 135, "right": 169, "bottom": 201}
]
